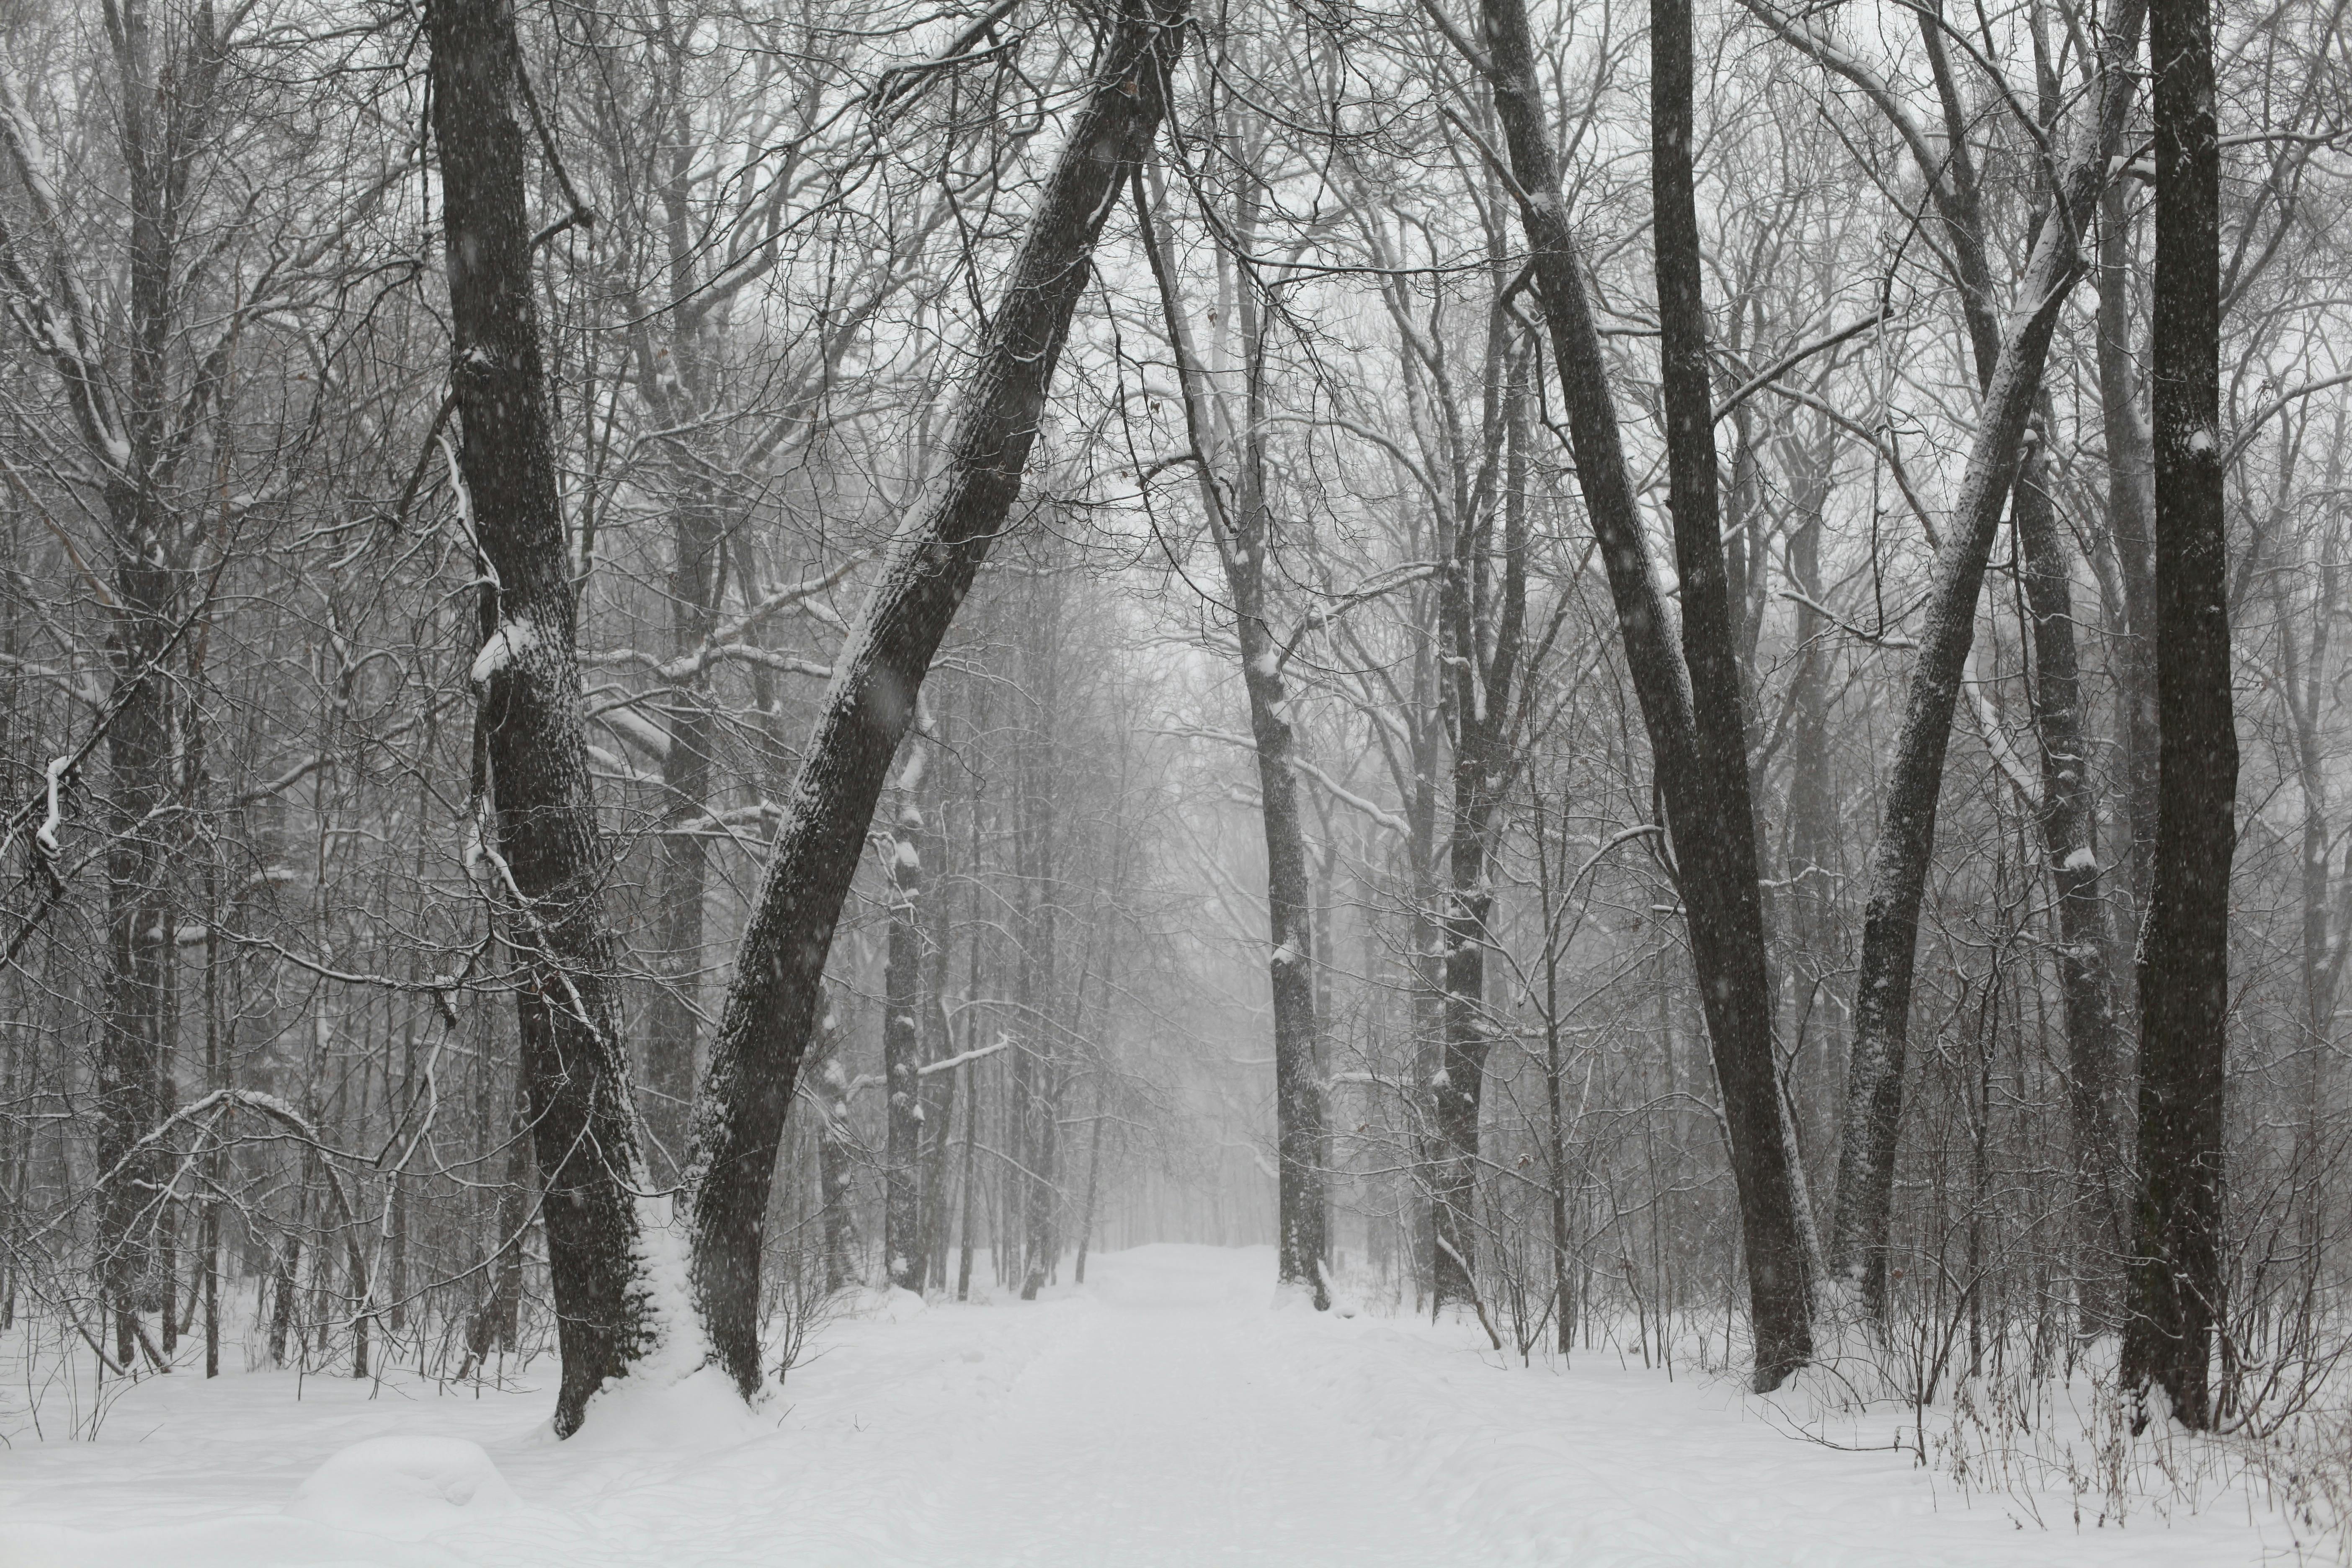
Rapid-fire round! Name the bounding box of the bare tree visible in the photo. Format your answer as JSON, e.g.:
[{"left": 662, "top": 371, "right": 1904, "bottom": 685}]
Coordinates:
[
  {"left": 1799, "top": 0, "right": 2146, "bottom": 1314},
  {"left": 685, "top": 0, "right": 1189, "bottom": 1394},
  {"left": 1456, "top": 0, "right": 1816, "bottom": 1385},
  {"left": 427, "top": 0, "right": 691, "bottom": 1434}
]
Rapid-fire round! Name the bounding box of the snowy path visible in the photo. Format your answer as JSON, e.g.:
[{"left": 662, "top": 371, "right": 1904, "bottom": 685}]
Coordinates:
[
  {"left": 864, "top": 1254, "right": 1465, "bottom": 1565},
  {"left": 0, "top": 1245, "right": 2318, "bottom": 1566}
]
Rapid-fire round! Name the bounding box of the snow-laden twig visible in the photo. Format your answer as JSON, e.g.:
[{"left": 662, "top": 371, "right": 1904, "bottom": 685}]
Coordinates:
[
  {"left": 33, "top": 753, "right": 68, "bottom": 855},
  {"left": 918, "top": 1037, "right": 1011, "bottom": 1077},
  {"left": 1778, "top": 588, "right": 1919, "bottom": 650}
]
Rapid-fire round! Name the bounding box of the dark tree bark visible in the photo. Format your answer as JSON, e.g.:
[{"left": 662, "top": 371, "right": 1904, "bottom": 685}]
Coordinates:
[
  {"left": 920, "top": 1042, "right": 959, "bottom": 1290},
  {"left": 95, "top": 514, "right": 175, "bottom": 1369},
  {"left": 955, "top": 1044, "right": 983, "bottom": 1302},
  {"left": 1469, "top": 0, "right": 1814, "bottom": 1387},
  {"left": 1238, "top": 421, "right": 1330, "bottom": 1312},
  {"left": 2123, "top": 0, "right": 2237, "bottom": 1429},
  {"left": 1656, "top": 0, "right": 1816, "bottom": 1373},
  {"left": 1531, "top": 787, "right": 1577, "bottom": 1354},
  {"left": 927, "top": 687, "right": 990, "bottom": 1290},
  {"left": 1826, "top": 0, "right": 2145, "bottom": 1313},
  {"left": 684, "top": 0, "right": 1187, "bottom": 1394},
  {"left": 428, "top": 0, "right": 682, "bottom": 1436},
  {"left": 201, "top": 847, "right": 222, "bottom": 1377}
]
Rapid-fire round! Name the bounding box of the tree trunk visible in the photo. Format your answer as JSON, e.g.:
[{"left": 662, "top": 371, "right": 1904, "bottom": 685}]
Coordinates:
[
  {"left": 956, "top": 1047, "right": 982, "bottom": 1301},
  {"left": 1234, "top": 351, "right": 1331, "bottom": 1311},
  {"left": 2279, "top": 539, "right": 2341, "bottom": 1248},
  {"left": 1826, "top": 0, "right": 2145, "bottom": 1313},
  {"left": 918, "top": 904, "right": 962, "bottom": 1291},
  {"left": 1135, "top": 162, "right": 1329, "bottom": 1306},
  {"left": 96, "top": 543, "right": 172, "bottom": 1370},
  {"left": 1780, "top": 424, "right": 1841, "bottom": 1040},
  {"left": 2098, "top": 185, "right": 2161, "bottom": 923},
  {"left": 636, "top": 94, "right": 736, "bottom": 1168},
  {"left": 2016, "top": 432, "right": 2130, "bottom": 1329},
  {"left": 428, "top": 0, "right": 690, "bottom": 1435},
  {"left": 642, "top": 482, "right": 723, "bottom": 1174},
  {"left": 487, "top": 1091, "right": 531, "bottom": 1356},
  {"left": 684, "top": 0, "right": 1186, "bottom": 1394},
  {"left": 268, "top": 1232, "right": 299, "bottom": 1367},
  {"left": 1471, "top": 0, "right": 1816, "bottom": 1386},
  {"left": 1073, "top": 1093, "right": 1105, "bottom": 1286},
  {"left": 1429, "top": 336, "right": 1529, "bottom": 1313},
  {"left": 2123, "top": 0, "right": 2236, "bottom": 1429},
  {"left": 883, "top": 749, "right": 928, "bottom": 1293},
  {"left": 812, "top": 999, "right": 857, "bottom": 1296},
  {"left": 1016, "top": 638, "right": 1061, "bottom": 1300},
  {"left": 1534, "top": 789, "right": 1576, "bottom": 1355},
  {"left": 4, "top": 3, "right": 231, "bottom": 1367}
]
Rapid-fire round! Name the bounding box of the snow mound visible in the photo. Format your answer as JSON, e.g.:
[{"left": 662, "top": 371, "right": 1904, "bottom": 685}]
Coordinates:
[
  {"left": 284, "top": 1435, "right": 516, "bottom": 1540},
  {"left": 563, "top": 1360, "right": 771, "bottom": 1455}
]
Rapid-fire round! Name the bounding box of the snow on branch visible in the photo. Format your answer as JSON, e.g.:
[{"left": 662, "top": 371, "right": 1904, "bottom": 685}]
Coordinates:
[{"left": 918, "top": 1037, "right": 1013, "bottom": 1077}]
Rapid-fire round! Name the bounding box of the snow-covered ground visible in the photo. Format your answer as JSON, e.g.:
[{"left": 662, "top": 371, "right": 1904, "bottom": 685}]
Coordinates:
[{"left": 0, "top": 1246, "right": 2324, "bottom": 1565}]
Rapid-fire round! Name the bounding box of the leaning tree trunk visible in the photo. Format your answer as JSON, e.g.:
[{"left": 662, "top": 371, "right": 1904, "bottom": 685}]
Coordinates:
[
  {"left": 2122, "top": 0, "right": 2236, "bottom": 1430},
  {"left": 1470, "top": 0, "right": 1815, "bottom": 1387},
  {"left": 684, "top": 0, "right": 1187, "bottom": 1394},
  {"left": 1826, "top": 0, "right": 2145, "bottom": 1313},
  {"left": 427, "top": 0, "right": 693, "bottom": 1436}
]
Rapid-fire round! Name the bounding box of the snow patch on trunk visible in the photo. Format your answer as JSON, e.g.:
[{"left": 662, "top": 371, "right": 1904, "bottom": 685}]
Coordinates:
[{"left": 469, "top": 617, "right": 542, "bottom": 688}]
